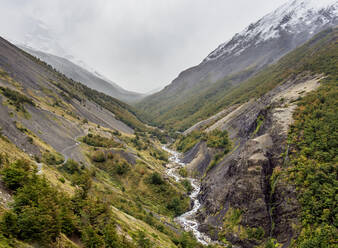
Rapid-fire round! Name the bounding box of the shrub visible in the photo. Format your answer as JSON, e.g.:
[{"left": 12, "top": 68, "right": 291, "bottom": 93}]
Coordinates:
[
  {"left": 83, "top": 134, "right": 120, "bottom": 148},
  {"left": 247, "top": 227, "right": 265, "bottom": 240},
  {"left": 1, "top": 171, "right": 77, "bottom": 245},
  {"left": 113, "top": 130, "right": 121, "bottom": 136},
  {"left": 181, "top": 179, "right": 193, "bottom": 194},
  {"left": 206, "top": 152, "right": 225, "bottom": 173},
  {"left": 176, "top": 131, "right": 204, "bottom": 153},
  {"left": 0, "top": 87, "right": 35, "bottom": 113},
  {"left": 1, "top": 160, "right": 31, "bottom": 191},
  {"left": 137, "top": 231, "right": 151, "bottom": 248},
  {"left": 115, "top": 163, "right": 129, "bottom": 175},
  {"left": 166, "top": 198, "right": 184, "bottom": 216},
  {"left": 91, "top": 150, "right": 106, "bottom": 163},
  {"left": 206, "top": 129, "right": 231, "bottom": 150},
  {"left": 179, "top": 168, "right": 188, "bottom": 177},
  {"left": 60, "top": 159, "right": 80, "bottom": 174},
  {"left": 148, "top": 172, "right": 164, "bottom": 185},
  {"left": 42, "top": 151, "right": 64, "bottom": 165}
]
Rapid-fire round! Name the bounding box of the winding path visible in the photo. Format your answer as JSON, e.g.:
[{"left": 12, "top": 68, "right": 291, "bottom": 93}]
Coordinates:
[
  {"left": 60, "top": 134, "right": 83, "bottom": 164},
  {"left": 36, "top": 134, "right": 84, "bottom": 174},
  {"left": 162, "top": 145, "right": 211, "bottom": 245}
]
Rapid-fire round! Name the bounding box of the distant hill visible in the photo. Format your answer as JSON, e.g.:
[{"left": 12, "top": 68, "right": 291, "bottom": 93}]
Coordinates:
[{"left": 20, "top": 46, "right": 146, "bottom": 104}]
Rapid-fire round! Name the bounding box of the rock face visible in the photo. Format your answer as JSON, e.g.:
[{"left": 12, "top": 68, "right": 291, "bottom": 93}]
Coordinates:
[
  {"left": 183, "top": 75, "right": 322, "bottom": 247},
  {"left": 182, "top": 141, "right": 212, "bottom": 177}
]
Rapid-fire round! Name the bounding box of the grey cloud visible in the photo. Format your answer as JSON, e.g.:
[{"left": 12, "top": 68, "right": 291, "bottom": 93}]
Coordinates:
[{"left": 1, "top": 0, "right": 288, "bottom": 93}]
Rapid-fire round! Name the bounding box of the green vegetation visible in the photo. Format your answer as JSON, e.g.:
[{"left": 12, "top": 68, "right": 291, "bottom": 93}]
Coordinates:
[
  {"left": 206, "top": 129, "right": 231, "bottom": 150},
  {"left": 88, "top": 145, "right": 190, "bottom": 219},
  {"left": 219, "top": 208, "right": 245, "bottom": 242},
  {"left": 149, "top": 149, "right": 168, "bottom": 162},
  {"left": 144, "top": 172, "right": 189, "bottom": 216},
  {"left": 60, "top": 159, "right": 82, "bottom": 175},
  {"left": 92, "top": 151, "right": 130, "bottom": 176},
  {"left": 285, "top": 72, "right": 337, "bottom": 247},
  {"left": 1, "top": 160, "right": 31, "bottom": 191},
  {"left": 42, "top": 151, "right": 64, "bottom": 165},
  {"left": 91, "top": 150, "right": 106, "bottom": 162},
  {"left": 176, "top": 129, "right": 231, "bottom": 174},
  {"left": 0, "top": 158, "right": 194, "bottom": 247},
  {"left": 181, "top": 179, "right": 193, "bottom": 194},
  {"left": 252, "top": 114, "right": 264, "bottom": 137},
  {"left": 1, "top": 160, "right": 75, "bottom": 245},
  {"left": 179, "top": 167, "right": 188, "bottom": 177},
  {"left": 205, "top": 152, "right": 225, "bottom": 174},
  {"left": 176, "top": 129, "right": 231, "bottom": 154},
  {"left": 246, "top": 227, "right": 264, "bottom": 240},
  {"left": 136, "top": 27, "right": 338, "bottom": 131},
  {"left": 82, "top": 133, "right": 122, "bottom": 148},
  {"left": 176, "top": 131, "right": 204, "bottom": 153},
  {"left": 0, "top": 86, "right": 35, "bottom": 113},
  {"left": 148, "top": 172, "right": 164, "bottom": 185}
]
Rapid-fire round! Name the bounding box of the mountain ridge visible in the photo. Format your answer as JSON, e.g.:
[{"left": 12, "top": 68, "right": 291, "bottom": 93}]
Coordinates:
[
  {"left": 175, "top": 27, "right": 338, "bottom": 247},
  {"left": 136, "top": 0, "right": 338, "bottom": 131},
  {"left": 20, "top": 45, "right": 146, "bottom": 104}
]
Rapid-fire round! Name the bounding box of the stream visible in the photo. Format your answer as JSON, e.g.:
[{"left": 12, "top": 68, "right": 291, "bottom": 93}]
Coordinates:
[{"left": 162, "top": 145, "right": 211, "bottom": 245}]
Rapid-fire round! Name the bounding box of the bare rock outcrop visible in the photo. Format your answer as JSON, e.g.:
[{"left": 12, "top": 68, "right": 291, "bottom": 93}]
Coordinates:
[{"left": 191, "top": 74, "right": 322, "bottom": 247}]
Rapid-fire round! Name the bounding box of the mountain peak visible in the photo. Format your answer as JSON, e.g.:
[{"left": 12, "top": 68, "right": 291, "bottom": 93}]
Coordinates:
[{"left": 205, "top": 0, "right": 338, "bottom": 62}]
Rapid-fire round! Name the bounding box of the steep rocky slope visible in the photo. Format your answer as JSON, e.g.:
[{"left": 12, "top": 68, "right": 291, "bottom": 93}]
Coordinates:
[
  {"left": 0, "top": 37, "right": 204, "bottom": 248},
  {"left": 197, "top": 75, "right": 321, "bottom": 247},
  {"left": 0, "top": 37, "right": 142, "bottom": 160},
  {"left": 21, "top": 46, "right": 146, "bottom": 104},
  {"left": 175, "top": 27, "right": 337, "bottom": 247},
  {"left": 137, "top": 0, "right": 338, "bottom": 130}
]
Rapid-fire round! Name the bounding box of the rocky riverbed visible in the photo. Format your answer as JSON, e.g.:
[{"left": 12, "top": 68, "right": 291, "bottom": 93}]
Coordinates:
[{"left": 162, "top": 145, "right": 211, "bottom": 245}]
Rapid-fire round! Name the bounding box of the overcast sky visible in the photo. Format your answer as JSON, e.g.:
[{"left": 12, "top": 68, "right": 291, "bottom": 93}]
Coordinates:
[{"left": 1, "top": 0, "right": 289, "bottom": 93}]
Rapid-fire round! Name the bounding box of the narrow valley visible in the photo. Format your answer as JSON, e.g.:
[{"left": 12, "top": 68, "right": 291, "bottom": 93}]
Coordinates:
[{"left": 0, "top": 1, "right": 337, "bottom": 248}]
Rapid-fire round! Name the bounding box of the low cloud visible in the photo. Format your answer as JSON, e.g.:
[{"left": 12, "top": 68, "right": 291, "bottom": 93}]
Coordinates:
[{"left": 0, "top": 0, "right": 288, "bottom": 93}]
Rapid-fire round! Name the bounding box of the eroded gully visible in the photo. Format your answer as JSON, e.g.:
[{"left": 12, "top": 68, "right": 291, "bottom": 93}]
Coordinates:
[{"left": 162, "top": 145, "right": 212, "bottom": 245}]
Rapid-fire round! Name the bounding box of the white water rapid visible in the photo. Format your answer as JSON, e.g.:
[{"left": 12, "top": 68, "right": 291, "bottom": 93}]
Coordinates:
[{"left": 162, "top": 145, "right": 211, "bottom": 245}]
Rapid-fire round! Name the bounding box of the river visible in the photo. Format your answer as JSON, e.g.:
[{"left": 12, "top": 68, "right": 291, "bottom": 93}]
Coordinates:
[{"left": 162, "top": 145, "right": 211, "bottom": 245}]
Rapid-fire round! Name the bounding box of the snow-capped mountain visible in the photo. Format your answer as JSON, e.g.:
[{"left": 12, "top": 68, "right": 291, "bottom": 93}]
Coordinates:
[
  {"left": 205, "top": 0, "right": 338, "bottom": 61},
  {"left": 139, "top": 0, "right": 338, "bottom": 120}
]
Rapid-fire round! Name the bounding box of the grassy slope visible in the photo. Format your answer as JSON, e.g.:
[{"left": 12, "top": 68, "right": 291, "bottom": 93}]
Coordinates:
[
  {"left": 0, "top": 97, "right": 199, "bottom": 248},
  {"left": 136, "top": 28, "right": 338, "bottom": 131},
  {"left": 0, "top": 40, "right": 209, "bottom": 247}
]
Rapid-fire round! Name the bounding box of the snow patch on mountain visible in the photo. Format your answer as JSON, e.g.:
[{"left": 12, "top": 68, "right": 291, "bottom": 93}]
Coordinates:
[{"left": 205, "top": 0, "right": 338, "bottom": 62}]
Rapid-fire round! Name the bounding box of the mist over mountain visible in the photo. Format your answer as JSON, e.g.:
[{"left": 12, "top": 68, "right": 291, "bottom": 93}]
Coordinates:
[
  {"left": 137, "top": 0, "right": 338, "bottom": 130},
  {"left": 20, "top": 45, "right": 146, "bottom": 103},
  {"left": 0, "top": 0, "right": 337, "bottom": 247}
]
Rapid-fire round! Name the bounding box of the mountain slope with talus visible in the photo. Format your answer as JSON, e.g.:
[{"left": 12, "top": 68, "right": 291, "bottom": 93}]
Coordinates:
[
  {"left": 0, "top": 37, "right": 204, "bottom": 248},
  {"left": 137, "top": 0, "right": 338, "bottom": 131}
]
